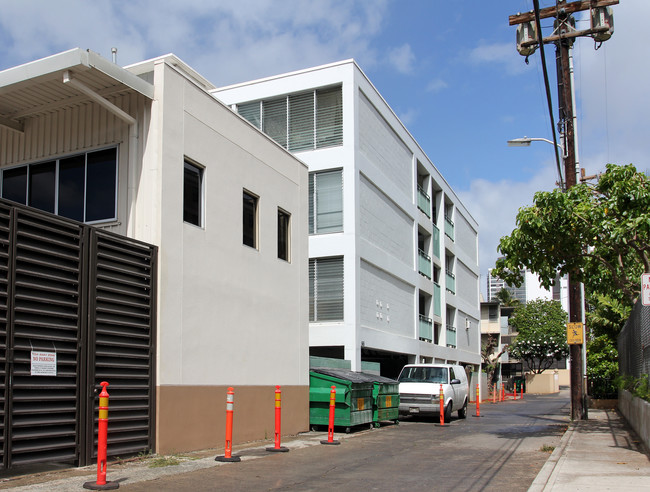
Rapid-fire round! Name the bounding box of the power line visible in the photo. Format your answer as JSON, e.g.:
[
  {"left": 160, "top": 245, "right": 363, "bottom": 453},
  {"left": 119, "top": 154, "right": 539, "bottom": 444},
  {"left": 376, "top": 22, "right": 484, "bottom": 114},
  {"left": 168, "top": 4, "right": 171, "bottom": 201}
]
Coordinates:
[{"left": 532, "top": 0, "right": 565, "bottom": 189}]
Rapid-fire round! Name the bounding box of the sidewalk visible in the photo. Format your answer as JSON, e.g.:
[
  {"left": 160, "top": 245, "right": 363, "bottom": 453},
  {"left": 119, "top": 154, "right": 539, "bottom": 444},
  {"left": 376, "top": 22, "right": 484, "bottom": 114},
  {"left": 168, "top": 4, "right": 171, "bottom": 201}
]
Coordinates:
[{"left": 529, "top": 408, "right": 650, "bottom": 491}]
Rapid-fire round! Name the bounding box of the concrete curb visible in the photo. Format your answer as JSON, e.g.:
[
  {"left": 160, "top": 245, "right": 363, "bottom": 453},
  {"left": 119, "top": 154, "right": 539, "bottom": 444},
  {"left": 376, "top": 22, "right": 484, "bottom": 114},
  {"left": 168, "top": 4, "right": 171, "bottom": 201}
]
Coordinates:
[{"left": 527, "top": 421, "right": 575, "bottom": 492}]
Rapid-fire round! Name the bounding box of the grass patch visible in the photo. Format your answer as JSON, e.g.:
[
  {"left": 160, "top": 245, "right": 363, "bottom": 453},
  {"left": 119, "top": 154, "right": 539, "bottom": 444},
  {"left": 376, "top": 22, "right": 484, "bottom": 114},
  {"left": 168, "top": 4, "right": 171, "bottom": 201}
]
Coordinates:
[
  {"left": 540, "top": 444, "right": 555, "bottom": 453},
  {"left": 148, "top": 455, "right": 182, "bottom": 468}
]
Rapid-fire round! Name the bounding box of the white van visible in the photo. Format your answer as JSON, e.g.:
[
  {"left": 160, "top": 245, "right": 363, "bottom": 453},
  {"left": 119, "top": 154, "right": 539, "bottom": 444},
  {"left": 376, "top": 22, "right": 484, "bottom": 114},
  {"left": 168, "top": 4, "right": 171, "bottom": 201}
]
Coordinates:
[{"left": 397, "top": 364, "right": 469, "bottom": 421}]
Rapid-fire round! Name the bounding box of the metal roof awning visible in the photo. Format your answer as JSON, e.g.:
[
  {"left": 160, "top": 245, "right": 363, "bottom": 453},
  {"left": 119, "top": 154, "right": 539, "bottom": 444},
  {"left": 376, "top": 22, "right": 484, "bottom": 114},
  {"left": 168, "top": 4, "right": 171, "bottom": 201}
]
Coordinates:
[{"left": 0, "top": 48, "right": 154, "bottom": 133}]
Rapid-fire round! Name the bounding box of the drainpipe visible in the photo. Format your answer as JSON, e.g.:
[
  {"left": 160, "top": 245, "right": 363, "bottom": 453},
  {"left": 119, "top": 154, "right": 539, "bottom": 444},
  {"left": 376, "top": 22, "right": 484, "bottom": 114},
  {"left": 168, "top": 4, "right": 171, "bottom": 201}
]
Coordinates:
[{"left": 63, "top": 70, "right": 138, "bottom": 237}]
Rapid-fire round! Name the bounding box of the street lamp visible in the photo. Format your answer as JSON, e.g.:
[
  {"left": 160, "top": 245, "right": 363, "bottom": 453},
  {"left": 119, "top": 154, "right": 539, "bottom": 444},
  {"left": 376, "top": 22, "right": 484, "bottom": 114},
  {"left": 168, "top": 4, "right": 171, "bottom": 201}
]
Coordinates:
[
  {"left": 507, "top": 136, "right": 564, "bottom": 155},
  {"left": 507, "top": 136, "right": 565, "bottom": 189}
]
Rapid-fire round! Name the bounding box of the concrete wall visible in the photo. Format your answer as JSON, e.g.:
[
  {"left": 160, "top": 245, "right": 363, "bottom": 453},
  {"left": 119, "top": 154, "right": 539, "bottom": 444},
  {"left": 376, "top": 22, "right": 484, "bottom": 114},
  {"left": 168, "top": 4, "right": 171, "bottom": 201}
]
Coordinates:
[
  {"left": 618, "top": 390, "right": 650, "bottom": 452},
  {"left": 525, "top": 371, "right": 560, "bottom": 394}
]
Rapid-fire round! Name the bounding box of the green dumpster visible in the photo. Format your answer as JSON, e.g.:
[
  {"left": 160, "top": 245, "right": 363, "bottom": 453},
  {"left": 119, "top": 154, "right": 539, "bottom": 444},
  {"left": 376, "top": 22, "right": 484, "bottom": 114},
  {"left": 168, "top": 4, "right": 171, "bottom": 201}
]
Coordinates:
[
  {"left": 309, "top": 369, "right": 374, "bottom": 431},
  {"left": 361, "top": 373, "right": 400, "bottom": 427},
  {"left": 514, "top": 378, "right": 526, "bottom": 394}
]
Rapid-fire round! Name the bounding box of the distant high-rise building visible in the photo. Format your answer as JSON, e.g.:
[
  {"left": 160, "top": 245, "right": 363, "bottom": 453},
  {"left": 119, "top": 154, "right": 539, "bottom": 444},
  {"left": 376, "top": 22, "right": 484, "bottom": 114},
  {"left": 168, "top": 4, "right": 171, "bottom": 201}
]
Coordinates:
[{"left": 487, "top": 267, "right": 558, "bottom": 305}]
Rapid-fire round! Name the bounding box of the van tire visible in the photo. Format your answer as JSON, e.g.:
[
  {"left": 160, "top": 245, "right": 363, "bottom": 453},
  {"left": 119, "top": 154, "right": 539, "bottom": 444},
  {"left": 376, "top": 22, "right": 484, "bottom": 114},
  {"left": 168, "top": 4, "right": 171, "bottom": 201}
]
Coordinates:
[
  {"left": 444, "top": 402, "right": 452, "bottom": 423},
  {"left": 458, "top": 398, "right": 468, "bottom": 419}
]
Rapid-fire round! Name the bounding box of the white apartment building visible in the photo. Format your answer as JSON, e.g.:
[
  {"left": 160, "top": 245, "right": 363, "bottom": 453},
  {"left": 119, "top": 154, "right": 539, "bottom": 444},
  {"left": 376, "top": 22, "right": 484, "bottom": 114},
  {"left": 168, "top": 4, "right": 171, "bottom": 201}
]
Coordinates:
[
  {"left": 0, "top": 48, "right": 309, "bottom": 459},
  {"left": 487, "top": 267, "right": 569, "bottom": 311},
  {"left": 214, "top": 60, "right": 481, "bottom": 378}
]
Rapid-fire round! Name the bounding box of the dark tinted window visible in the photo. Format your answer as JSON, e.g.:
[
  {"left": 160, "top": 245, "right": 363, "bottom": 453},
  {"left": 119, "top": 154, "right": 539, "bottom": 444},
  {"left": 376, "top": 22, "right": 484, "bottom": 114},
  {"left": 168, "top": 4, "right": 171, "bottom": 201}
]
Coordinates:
[
  {"left": 58, "top": 155, "right": 86, "bottom": 222},
  {"left": 86, "top": 148, "right": 117, "bottom": 222},
  {"left": 2, "top": 166, "right": 27, "bottom": 204},
  {"left": 278, "top": 209, "right": 290, "bottom": 261},
  {"left": 243, "top": 191, "right": 257, "bottom": 248},
  {"left": 183, "top": 162, "right": 202, "bottom": 226},
  {"left": 28, "top": 161, "right": 56, "bottom": 213}
]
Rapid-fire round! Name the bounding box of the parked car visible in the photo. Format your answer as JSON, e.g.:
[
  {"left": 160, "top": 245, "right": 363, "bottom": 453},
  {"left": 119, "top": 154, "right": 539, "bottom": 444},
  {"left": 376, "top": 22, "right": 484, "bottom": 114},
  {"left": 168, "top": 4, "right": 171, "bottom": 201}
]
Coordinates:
[{"left": 397, "top": 364, "right": 469, "bottom": 421}]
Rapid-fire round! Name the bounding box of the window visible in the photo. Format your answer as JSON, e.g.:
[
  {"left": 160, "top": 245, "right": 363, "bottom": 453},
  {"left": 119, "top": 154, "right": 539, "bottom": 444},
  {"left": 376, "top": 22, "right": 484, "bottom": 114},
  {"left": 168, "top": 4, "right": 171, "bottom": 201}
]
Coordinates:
[
  {"left": 309, "top": 256, "right": 344, "bottom": 321},
  {"left": 308, "top": 169, "right": 343, "bottom": 234},
  {"left": 237, "top": 85, "right": 342, "bottom": 152},
  {"left": 243, "top": 190, "right": 258, "bottom": 248},
  {"left": 183, "top": 160, "right": 203, "bottom": 226},
  {"left": 263, "top": 98, "right": 287, "bottom": 149},
  {"left": 277, "top": 208, "right": 290, "bottom": 261},
  {"left": 1, "top": 147, "right": 117, "bottom": 223}
]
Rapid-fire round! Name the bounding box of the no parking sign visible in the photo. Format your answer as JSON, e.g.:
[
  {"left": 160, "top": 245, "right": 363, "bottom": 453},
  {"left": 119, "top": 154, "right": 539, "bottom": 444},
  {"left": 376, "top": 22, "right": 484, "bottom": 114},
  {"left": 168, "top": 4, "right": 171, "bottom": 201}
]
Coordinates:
[{"left": 643, "top": 273, "right": 650, "bottom": 306}]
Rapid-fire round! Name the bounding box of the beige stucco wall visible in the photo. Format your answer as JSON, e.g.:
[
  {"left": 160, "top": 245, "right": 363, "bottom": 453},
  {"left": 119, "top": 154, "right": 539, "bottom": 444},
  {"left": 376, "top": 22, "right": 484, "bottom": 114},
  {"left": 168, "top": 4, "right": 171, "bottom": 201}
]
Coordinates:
[
  {"left": 525, "top": 371, "right": 560, "bottom": 394},
  {"left": 137, "top": 60, "right": 310, "bottom": 452}
]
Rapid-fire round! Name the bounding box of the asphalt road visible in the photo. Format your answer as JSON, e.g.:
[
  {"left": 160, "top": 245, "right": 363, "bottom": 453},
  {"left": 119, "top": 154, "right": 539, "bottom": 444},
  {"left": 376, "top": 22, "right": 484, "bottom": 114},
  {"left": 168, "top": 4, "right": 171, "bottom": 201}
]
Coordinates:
[{"left": 120, "top": 390, "right": 571, "bottom": 492}]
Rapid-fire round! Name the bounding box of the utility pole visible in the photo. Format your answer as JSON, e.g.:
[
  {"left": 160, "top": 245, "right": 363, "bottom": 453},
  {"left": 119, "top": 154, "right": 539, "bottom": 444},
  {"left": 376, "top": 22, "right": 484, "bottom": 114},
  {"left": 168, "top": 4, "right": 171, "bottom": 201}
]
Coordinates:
[{"left": 509, "top": 0, "right": 618, "bottom": 421}]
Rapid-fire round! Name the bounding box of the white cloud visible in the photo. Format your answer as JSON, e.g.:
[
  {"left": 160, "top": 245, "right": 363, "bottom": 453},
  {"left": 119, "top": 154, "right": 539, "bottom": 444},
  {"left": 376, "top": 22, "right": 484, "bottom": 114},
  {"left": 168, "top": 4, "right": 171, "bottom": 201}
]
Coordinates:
[
  {"left": 467, "top": 41, "right": 532, "bottom": 75},
  {"left": 387, "top": 43, "right": 416, "bottom": 74},
  {"left": 461, "top": 0, "right": 649, "bottom": 299},
  {"left": 574, "top": 0, "right": 650, "bottom": 174},
  {"left": 396, "top": 108, "right": 418, "bottom": 127},
  {"left": 458, "top": 161, "right": 557, "bottom": 298},
  {"left": 0, "top": 0, "right": 391, "bottom": 85},
  {"left": 426, "top": 78, "right": 448, "bottom": 93}
]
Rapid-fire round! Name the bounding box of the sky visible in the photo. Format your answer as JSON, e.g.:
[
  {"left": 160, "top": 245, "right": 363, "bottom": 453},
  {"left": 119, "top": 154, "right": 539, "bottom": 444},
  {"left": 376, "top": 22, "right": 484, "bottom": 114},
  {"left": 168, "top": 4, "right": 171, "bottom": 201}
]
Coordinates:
[{"left": 0, "top": 0, "right": 647, "bottom": 297}]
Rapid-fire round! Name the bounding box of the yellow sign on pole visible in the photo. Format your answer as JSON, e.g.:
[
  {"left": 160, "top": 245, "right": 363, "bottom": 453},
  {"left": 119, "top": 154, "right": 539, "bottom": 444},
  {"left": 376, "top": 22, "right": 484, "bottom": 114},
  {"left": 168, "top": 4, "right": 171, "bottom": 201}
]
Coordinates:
[{"left": 567, "top": 322, "right": 583, "bottom": 345}]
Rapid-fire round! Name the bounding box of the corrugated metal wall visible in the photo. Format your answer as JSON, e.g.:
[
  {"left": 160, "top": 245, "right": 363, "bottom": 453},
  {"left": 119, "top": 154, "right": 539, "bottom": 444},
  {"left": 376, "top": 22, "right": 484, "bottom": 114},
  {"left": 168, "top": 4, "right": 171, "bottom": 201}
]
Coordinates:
[
  {"left": 0, "top": 93, "right": 147, "bottom": 167},
  {"left": 0, "top": 199, "right": 156, "bottom": 470}
]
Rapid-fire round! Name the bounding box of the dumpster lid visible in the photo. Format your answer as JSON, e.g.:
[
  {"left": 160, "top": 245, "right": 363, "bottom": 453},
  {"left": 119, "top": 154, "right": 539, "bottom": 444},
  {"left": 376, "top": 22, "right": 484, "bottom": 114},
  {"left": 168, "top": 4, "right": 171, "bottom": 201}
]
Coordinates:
[{"left": 311, "top": 368, "right": 397, "bottom": 384}]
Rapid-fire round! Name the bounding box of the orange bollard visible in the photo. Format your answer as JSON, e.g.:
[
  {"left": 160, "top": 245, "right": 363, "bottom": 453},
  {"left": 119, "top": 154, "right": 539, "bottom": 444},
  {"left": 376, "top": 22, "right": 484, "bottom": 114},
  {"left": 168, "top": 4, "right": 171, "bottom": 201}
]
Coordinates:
[
  {"left": 439, "top": 383, "right": 445, "bottom": 426},
  {"left": 267, "top": 385, "right": 289, "bottom": 452},
  {"left": 521, "top": 383, "right": 524, "bottom": 399},
  {"left": 321, "top": 386, "right": 340, "bottom": 445},
  {"left": 83, "top": 381, "right": 119, "bottom": 490},
  {"left": 473, "top": 383, "right": 481, "bottom": 417},
  {"left": 500, "top": 385, "right": 504, "bottom": 402},
  {"left": 216, "top": 387, "right": 241, "bottom": 462},
  {"left": 493, "top": 384, "right": 497, "bottom": 404}
]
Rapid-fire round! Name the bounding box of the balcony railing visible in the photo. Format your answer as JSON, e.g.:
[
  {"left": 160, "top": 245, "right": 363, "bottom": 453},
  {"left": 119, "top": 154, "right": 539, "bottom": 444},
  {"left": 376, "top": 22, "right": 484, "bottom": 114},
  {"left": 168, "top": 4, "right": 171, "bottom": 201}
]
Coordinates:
[
  {"left": 417, "top": 185, "right": 431, "bottom": 218},
  {"left": 418, "top": 249, "right": 432, "bottom": 279},
  {"left": 433, "top": 282, "right": 441, "bottom": 317},
  {"left": 446, "top": 324, "right": 457, "bottom": 348},
  {"left": 419, "top": 315, "right": 433, "bottom": 342},
  {"left": 444, "top": 215, "right": 454, "bottom": 241},
  {"left": 445, "top": 270, "right": 455, "bottom": 294},
  {"left": 432, "top": 223, "right": 440, "bottom": 259}
]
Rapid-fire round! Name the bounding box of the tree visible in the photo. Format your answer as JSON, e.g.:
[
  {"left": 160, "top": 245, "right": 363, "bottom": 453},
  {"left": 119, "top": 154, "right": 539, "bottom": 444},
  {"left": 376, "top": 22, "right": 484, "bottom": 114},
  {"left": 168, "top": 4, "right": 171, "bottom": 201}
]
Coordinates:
[
  {"left": 493, "top": 164, "right": 649, "bottom": 308},
  {"left": 495, "top": 288, "right": 520, "bottom": 307},
  {"left": 481, "top": 334, "right": 508, "bottom": 386},
  {"left": 586, "top": 335, "right": 618, "bottom": 399},
  {"left": 508, "top": 299, "right": 569, "bottom": 374},
  {"left": 585, "top": 292, "right": 631, "bottom": 340}
]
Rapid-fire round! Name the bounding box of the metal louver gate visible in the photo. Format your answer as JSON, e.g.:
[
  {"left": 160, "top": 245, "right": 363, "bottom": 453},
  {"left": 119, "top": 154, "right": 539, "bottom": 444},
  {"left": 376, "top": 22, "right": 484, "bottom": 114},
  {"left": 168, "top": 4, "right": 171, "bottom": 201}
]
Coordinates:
[
  {"left": 6, "top": 208, "right": 85, "bottom": 468},
  {"left": 85, "top": 231, "right": 156, "bottom": 464},
  {"left": 0, "top": 200, "right": 157, "bottom": 470},
  {"left": 0, "top": 202, "right": 12, "bottom": 469}
]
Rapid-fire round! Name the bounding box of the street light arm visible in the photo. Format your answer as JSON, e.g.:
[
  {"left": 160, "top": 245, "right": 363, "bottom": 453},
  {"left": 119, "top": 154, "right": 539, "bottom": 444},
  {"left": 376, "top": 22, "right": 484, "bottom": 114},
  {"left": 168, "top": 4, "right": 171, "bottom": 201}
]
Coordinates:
[
  {"left": 507, "top": 136, "right": 564, "bottom": 154},
  {"left": 506, "top": 135, "right": 566, "bottom": 189}
]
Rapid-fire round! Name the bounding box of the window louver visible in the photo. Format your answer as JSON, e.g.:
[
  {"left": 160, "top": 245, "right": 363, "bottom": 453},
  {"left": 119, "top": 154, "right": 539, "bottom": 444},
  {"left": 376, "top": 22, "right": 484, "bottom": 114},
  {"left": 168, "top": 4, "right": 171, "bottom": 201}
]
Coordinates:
[
  {"left": 237, "top": 101, "right": 261, "bottom": 129},
  {"left": 237, "top": 86, "right": 342, "bottom": 151},
  {"left": 288, "top": 92, "right": 315, "bottom": 152},
  {"left": 309, "top": 170, "right": 343, "bottom": 234},
  {"left": 309, "top": 257, "right": 344, "bottom": 322},
  {"left": 262, "top": 98, "right": 287, "bottom": 149},
  {"left": 316, "top": 87, "right": 343, "bottom": 148}
]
